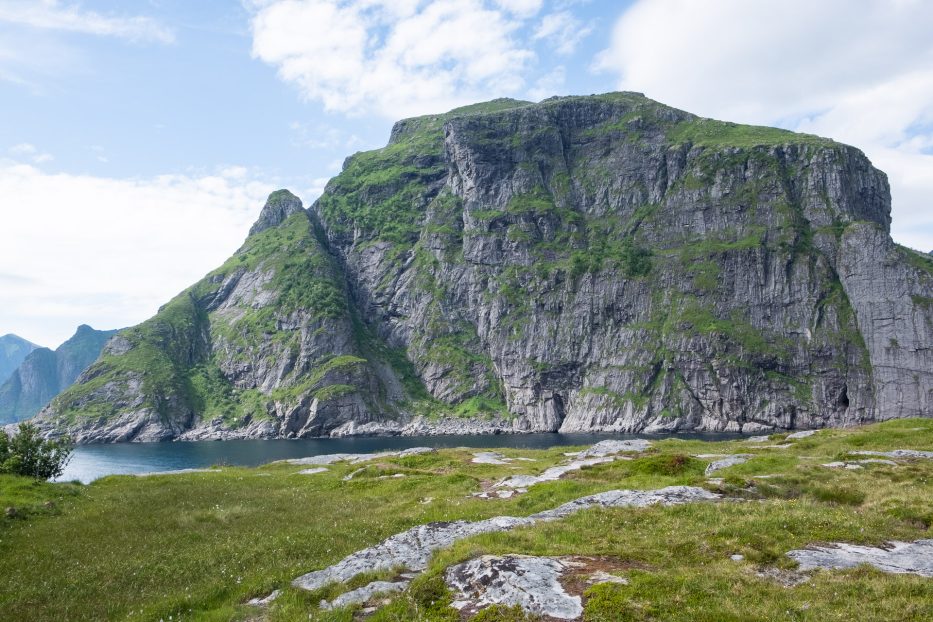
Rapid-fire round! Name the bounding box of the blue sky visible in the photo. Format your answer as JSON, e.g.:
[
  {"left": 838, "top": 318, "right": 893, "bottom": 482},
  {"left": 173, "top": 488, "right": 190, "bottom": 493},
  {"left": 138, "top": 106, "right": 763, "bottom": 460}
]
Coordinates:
[{"left": 1, "top": 0, "right": 931, "bottom": 347}]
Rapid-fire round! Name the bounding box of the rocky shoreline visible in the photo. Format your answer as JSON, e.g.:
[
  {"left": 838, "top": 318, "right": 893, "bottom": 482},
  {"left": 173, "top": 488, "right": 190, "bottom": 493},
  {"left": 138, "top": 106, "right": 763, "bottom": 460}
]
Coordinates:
[{"left": 48, "top": 411, "right": 789, "bottom": 444}]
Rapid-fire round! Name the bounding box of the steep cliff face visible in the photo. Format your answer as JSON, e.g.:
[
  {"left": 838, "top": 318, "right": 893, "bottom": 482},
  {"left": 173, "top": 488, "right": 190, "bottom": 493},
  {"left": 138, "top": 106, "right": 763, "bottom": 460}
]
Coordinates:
[
  {"left": 0, "top": 325, "right": 117, "bottom": 424},
  {"left": 36, "top": 94, "right": 933, "bottom": 442},
  {"left": 0, "top": 334, "right": 39, "bottom": 385}
]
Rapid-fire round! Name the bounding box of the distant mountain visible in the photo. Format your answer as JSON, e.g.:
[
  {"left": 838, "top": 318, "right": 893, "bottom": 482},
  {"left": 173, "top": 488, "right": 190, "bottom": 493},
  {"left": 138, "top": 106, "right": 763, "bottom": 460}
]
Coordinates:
[
  {"left": 0, "top": 334, "right": 40, "bottom": 385},
  {"left": 0, "top": 325, "right": 117, "bottom": 424}
]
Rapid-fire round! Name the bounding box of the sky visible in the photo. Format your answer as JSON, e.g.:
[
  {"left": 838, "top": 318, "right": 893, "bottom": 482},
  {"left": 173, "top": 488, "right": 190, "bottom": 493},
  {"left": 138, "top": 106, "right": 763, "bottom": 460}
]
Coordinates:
[{"left": 0, "top": 0, "right": 931, "bottom": 348}]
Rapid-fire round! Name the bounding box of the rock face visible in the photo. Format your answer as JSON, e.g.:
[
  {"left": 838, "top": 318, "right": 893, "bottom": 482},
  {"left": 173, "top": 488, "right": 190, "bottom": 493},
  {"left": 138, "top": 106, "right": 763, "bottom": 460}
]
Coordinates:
[
  {"left": 0, "top": 334, "right": 39, "bottom": 385},
  {"left": 35, "top": 93, "right": 933, "bottom": 442},
  {"left": 0, "top": 326, "right": 116, "bottom": 424}
]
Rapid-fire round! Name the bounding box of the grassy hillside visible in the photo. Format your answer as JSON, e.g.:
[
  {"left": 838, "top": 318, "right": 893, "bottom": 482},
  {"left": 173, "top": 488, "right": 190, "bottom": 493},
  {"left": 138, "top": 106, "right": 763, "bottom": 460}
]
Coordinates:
[{"left": 2, "top": 419, "right": 932, "bottom": 621}]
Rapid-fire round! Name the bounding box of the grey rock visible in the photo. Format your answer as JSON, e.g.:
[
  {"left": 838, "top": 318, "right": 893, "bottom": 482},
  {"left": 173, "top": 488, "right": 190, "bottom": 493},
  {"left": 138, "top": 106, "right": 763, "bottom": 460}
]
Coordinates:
[
  {"left": 446, "top": 555, "right": 582, "bottom": 620},
  {"left": 787, "top": 539, "right": 933, "bottom": 577},
  {"left": 850, "top": 449, "right": 933, "bottom": 459},
  {"left": 297, "top": 467, "right": 328, "bottom": 475},
  {"left": 587, "top": 570, "right": 629, "bottom": 585},
  {"left": 494, "top": 456, "right": 615, "bottom": 489},
  {"left": 282, "top": 447, "right": 434, "bottom": 466},
  {"left": 321, "top": 580, "right": 409, "bottom": 610},
  {"left": 578, "top": 439, "right": 651, "bottom": 457},
  {"left": 704, "top": 454, "right": 753, "bottom": 475},
  {"left": 292, "top": 485, "right": 718, "bottom": 592},
  {"left": 821, "top": 459, "right": 897, "bottom": 469},
  {"left": 247, "top": 590, "right": 280, "bottom": 606},
  {"left": 248, "top": 189, "right": 304, "bottom": 236},
  {"left": 529, "top": 486, "right": 719, "bottom": 521},
  {"left": 472, "top": 451, "right": 511, "bottom": 464},
  {"left": 786, "top": 430, "right": 817, "bottom": 439}
]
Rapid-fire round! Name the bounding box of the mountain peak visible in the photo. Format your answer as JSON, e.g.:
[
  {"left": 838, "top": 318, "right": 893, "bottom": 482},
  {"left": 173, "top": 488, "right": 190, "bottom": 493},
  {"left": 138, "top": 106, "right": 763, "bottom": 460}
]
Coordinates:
[{"left": 249, "top": 189, "right": 304, "bottom": 236}]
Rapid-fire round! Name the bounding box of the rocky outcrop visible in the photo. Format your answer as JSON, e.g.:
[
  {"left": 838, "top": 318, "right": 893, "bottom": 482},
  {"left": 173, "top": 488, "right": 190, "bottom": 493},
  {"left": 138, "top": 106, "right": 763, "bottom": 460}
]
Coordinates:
[
  {"left": 248, "top": 189, "right": 304, "bottom": 236},
  {"left": 446, "top": 555, "right": 583, "bottom": 619},
  {"left": 0, "top": 325, "right": 116, "bottom": 424},
  {"left": 291, "top": 485, "right": 719, "bottom": 593},
  {"left": 35, "top": 93, "right": 933, "bottom": 442},
  {"left": 787, "top": 539, "right": 933, "bottom": 577}
]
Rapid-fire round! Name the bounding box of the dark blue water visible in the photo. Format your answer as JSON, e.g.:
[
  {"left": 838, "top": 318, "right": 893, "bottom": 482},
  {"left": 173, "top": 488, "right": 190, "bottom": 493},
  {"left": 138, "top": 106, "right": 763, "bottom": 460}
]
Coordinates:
[{"left": 58, "top": 431, "right": 742, "bottom": 483}]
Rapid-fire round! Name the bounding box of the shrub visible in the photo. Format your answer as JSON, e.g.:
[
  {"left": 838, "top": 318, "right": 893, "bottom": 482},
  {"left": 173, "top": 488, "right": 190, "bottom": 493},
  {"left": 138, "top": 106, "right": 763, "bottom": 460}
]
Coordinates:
[{"left": 0, "top": 423, "right": 74, "bottom": 480}]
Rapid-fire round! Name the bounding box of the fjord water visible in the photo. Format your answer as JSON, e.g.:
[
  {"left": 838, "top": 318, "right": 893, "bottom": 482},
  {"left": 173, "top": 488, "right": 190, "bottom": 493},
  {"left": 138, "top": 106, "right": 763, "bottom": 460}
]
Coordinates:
[{"left": 58, "top": 432, "right": 741, "bottom": 483}]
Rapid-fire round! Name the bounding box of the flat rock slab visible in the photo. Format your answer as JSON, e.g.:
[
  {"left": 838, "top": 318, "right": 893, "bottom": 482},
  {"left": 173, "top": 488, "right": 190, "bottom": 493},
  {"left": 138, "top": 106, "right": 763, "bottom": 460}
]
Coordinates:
[
  {"left": 292, "top": 486, "right": 718, "bottom": 593},
  {"left": 297, "top": 467, "right": 328, "bottom": 475},
  {"left": 487, "top": 440, "right": 651, "bottom": 491},
  {"left": 494, "top": 456, "right": 615, "bottom": 489},
  {"left": 786, "top": 430, "right": 818, "bottom": 439},
  {"left": 282, "top": 447, "right": 435, "bottom": 466},
  {"left": 473, "top": 488, "right": 527, "bottom": 499},
  {"left": 704, "top": 454, "right": 753, "bottom": 475},
  {"left": 447, "top": 555, "right": 582, "bottom": 620},
  {"left": 578, "top": 439, "right": 651, "bottom": 457},
  {"left": 821, "top": 459, "right": 897, "bottom": 470},
  {"left": 473, "top": 451, "right": 511, "bottom": 465},
  {"left": 321, "top": 580, "right": 409, "bottom": 610},
  {"left": 850, "top": 450, "right": 933, "bottom": 460},
  {"left": 788, "top": 540, "right": 933, "bottom": 577}
]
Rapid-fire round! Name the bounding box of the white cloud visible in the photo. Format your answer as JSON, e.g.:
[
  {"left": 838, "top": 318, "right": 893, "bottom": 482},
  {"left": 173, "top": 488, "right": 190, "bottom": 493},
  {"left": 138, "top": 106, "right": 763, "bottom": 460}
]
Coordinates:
[
  {"left": 493, "top": 0, "right": 543, "bottom": 18},
  {"left": 0, "top": 0, "right": 174, "bottom": 43},
  {"left": 526, "top": 65, "right": 565, "bottom": 101},
  {"left": 249, "top": 0, "right": 537, "bottom": 118},
  {"left": 0, "top": 161, "right": 277, "bottom": 347},
  {"left": 596, "top": 0, "right": 933, "bottom": 251},
  {"left": 533, "top": 10, "right": 591, "bottom": 55},
  {"left": 8, "top": 143, "right": 54, "bottom": 164}
]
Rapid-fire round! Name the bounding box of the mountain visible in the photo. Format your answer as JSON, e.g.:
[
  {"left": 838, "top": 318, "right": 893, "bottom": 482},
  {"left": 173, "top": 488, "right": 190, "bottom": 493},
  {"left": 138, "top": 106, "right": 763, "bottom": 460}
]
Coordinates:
[
  {"left": 0, "top": 334, "right": 40, "bottom": 385},
  {"left": 0, "top": 325, "right": 117, "bottom": 424},
  {"left": 35, "top": 93, "right": 933, "bottom": 443}
]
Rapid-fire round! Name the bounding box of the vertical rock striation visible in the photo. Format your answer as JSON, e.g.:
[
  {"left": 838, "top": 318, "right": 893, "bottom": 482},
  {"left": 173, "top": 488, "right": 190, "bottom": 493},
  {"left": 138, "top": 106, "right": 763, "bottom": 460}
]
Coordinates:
[{"left": 35, "top": 93, "right": 933, "bottom": 442}]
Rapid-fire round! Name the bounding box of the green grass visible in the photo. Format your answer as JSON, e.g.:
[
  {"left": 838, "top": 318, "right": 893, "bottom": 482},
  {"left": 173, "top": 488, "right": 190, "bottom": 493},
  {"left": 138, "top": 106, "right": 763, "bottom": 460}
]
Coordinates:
[
  {"left": 666, "top": 118, "right": 835, "bottom": 149},
  {"left": 1, "top": 419, "right": 932, "bottom": 621},
  {"left": 898, "top": 244, "right": 933, "bottom": 276}
]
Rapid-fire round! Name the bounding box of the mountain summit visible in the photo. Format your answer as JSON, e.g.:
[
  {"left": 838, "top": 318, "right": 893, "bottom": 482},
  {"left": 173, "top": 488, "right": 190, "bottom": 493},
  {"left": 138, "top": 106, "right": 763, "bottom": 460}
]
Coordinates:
[{"left": 35, "top": 93, "right": 933, "bottom": 442}]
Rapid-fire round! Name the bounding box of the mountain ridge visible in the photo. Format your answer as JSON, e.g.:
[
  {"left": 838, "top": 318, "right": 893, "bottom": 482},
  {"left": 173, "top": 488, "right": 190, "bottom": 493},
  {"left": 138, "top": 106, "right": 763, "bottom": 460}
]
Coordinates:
[
  {"left": 0, "top": 325, "right": 118, "bottom": 424},
  {"left": 34, "top": 92, "right": 933, "bottom": 442},
  {"left": 0, "top": 334, "right": 40, "bottom": 386}
]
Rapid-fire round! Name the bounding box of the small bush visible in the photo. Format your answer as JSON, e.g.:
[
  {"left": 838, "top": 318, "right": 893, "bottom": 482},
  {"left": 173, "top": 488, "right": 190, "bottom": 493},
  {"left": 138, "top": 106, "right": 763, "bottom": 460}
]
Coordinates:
[
  {"left": 0, "top": 423, "right": 74, "bottom": 480},
  {"left": 808, "top": 485, "right": 865, "bottom": 506},
  {"left": 630, "top": 454, "right": 703, "bottom": 477}
]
